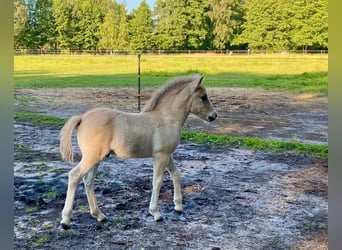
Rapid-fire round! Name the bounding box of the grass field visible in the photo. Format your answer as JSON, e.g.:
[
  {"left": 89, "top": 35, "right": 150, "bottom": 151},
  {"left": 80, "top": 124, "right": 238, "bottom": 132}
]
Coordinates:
[
  {"left": 14, "top": 54, "right": 328, "bottom": 157},
  {"left": 14, "top": 54, "right": 328, "bottom": 95}
]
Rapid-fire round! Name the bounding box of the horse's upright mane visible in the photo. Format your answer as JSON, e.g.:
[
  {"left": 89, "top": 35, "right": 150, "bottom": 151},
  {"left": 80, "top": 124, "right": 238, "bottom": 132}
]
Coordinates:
[{"left": 142, "top": 74, "right": 202, "bottom": 112}]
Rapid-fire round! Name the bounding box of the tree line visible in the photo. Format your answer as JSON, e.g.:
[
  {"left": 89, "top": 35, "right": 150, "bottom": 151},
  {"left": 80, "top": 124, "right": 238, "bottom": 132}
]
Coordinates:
[{"left": 14, "top": 0, "right": 328, "bottom": 52}]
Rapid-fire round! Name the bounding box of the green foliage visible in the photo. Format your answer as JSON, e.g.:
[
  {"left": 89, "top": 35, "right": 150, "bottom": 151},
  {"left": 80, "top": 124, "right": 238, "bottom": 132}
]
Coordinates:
[
  {"left": 14, "top": 0, "right": 245, "bottom": 50},
  {"left": 43, "top": 188, "right": 58, "bottom": 199},
  {"left": 153, "top": 0, "right": 210, "bottom": 49},
  {"left": 233, "top": 0, "right": 328, "bottom": 51},
  {"left": 53, "top": 0, "right": 105, "bottom": 50},
  {"left": 14, "top": 0, "right": 327, "bottom": 51},
  {"left": 29, "top": 233, "right": 51, "bottom": 248},
  {"left": 75, "top": 0, "right": 104, "bottom": 50},
  {"left": 25, "top": 206, "right": 39, "bottom": 213},
  {"left": 52, "top": 0, "right": 78, "bottom": 49},
  {"left": 98, "top": 1, "right": 129, "bottom": 50},
  {"left": 181, "top": 131, "right": 327, "bottom": 159},
  {"left": 14, "top": 0, "right": 28, "bottom": 45},
  {"left": 128, "top": 0, "right": 154, "bottom": 50},
  {"left": 289, "top": 0, "right": 328, "bottom": 50},
  {"left": 17, "top": 0, "right": 56, "bottom": 49},
  {"left": 14, "top": 112, "right": 67, "bottom": 127},
  {"left": 233, "top": 0, "right": 290, "bottom": 50},
  {"left": 208, "top": 0, "right": 245, "bottom": 49},
  {"left": 99, "top": 1, "right": 128, "bottom": 50},
  {"left": 183, "top": 0, "right": 211, "bottom": 49}
]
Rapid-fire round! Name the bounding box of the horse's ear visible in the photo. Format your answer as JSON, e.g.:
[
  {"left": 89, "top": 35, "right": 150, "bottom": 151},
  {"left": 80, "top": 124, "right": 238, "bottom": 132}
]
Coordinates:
[{"left": 190, "top": 76, "right": 204, "bottom": 93}]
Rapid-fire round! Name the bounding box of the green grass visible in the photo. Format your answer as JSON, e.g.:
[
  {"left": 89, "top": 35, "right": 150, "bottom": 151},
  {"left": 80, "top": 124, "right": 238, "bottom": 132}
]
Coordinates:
[
  {"left": 14, "top": 112, "right": 67, "bottom": 127},
  {"left": 42, "top": 188, "right": 58, "bottom": 199},
  {"left": 181, "top": 130, "right": 327, "bottom": 159},
  {"left": 14, "top": 111, "right": 327, "bottom": 159},
  {"left": 14, "top": 54, "right": 328, "bottom": 95}
]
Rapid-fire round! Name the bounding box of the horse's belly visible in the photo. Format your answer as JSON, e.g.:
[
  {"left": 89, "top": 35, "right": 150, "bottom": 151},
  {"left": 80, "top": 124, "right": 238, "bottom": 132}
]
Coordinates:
[{"left": 111, "top": 138, "right": 153, "bottom": 159}]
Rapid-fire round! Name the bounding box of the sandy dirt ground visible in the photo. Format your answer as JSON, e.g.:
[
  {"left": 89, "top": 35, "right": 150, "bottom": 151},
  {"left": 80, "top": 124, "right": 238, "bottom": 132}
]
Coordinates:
[
  {"left": 15, "top": 87, "right": 327, "bottom": 144},
  {"left": 14, "top": 87, "right": 327, "bottom": 249}
]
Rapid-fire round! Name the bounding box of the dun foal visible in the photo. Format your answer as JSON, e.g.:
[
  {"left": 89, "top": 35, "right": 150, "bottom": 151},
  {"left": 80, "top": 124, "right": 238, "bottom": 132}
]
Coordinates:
[{"left": 59, "top": 74, "right": 217, "bottom": 228}]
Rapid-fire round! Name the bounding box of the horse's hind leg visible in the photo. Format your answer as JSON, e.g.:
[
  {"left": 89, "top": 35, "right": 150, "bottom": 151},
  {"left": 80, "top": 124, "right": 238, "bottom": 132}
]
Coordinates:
[
  {"left": 60, "top": 156, "right": 100, "bottom": 228},
  {"left": 166, "top": 156, "right": 183, "bottom": 212},
  {"left": 60, "top": 164, "right": 84, "bottom": 228},
  {"left": 82, "top": 163, "right": 106, "bottom": 222}
]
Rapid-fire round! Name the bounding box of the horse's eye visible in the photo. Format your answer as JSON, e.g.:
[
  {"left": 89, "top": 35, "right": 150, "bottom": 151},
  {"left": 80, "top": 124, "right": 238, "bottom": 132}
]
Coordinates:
[{"left": 201, "top": 94, "right": 208, "bottom": 102}]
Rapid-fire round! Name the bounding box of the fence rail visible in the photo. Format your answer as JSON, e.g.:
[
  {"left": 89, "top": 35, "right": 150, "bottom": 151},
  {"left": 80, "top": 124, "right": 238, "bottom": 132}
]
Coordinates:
[{"left": 14, "top": 48, "right": 328, "bottom": 56}]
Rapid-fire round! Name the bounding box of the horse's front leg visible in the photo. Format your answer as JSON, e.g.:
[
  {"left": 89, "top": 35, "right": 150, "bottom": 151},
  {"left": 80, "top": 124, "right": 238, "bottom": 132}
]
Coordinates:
[
  {"left": 166, "top": 156, "right": 183, "bottom": 212},
  {"left": 149, "top": 152, "right": 169, "bottom": 221}
]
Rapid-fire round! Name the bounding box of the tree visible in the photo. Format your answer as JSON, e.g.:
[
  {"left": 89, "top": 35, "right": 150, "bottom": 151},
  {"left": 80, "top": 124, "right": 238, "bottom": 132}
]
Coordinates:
[
  {"left": 289, "top": 0, "right": 328, "bottom": 51},
  {"left": 116, "top": 3, "right": 129, "bottom": 49},
  {"left": 14, "top": 0, "right": 28, "bottom": 48},
  {"left": 233, "top": 0, "right": 328, "bottom": 51},
  {"left": 19, "top": 0, "right": 57, "bottom": 49},
  {"left": 183, "top": 0, "right": 210, "bottom": 49},
  {"left": 73, "top": 0, "right": 104, "bottom": 50},
  {"left": 53, "top": 0, "right": 107, "bottom": 50},
  {"left": 153, "top": 0, "right": 209, "bottom": 50},
  {"left": 53, "top": 0, "right": 79, "bottom": 49},
  {"left": 208, "top": 0, "right": 231, "bottom": 49},
  {"left": 98, "top": 1, "right": 129, "bottom": 50},
  {"left": 128, "top": 0, "right": 154, "bottom": 50},
  {"left": 153, "top": 0, "right": 186, "bottom": 49},
  {"left": 230, "top": 0, "right": 246, "bottom": 45},
  {"left": 14, "top": 0, "right": 327, "bottom": 52},
  {"left": 232, "top": 0, "right": 292, "bottom": 51}
]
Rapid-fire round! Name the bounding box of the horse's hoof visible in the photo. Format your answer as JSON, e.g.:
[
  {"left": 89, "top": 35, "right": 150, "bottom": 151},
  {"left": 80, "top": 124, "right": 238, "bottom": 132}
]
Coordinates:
[
  {"left": 60, "top": 217, "right": 71, "bottom": 229},
  {"left": 97, "top": 216, "right": 106, "bottom": 223},
  {"left": 96, "top": 213, "right": 107, "bottom": 223},
  {"left": 60, "top": 222, "right": 71, "bottom": 230},
  {"left": 174, "top": 204, "right": 183, "bottom": 213},
  {"left": 155, "top": 216, "right": 164, "bottom": 222},
  {"left": 150, "top": 210, "right": 163, "bottom": 221},
  {"left": 174, "top": 209, "right": 183, "bottom": 215}
]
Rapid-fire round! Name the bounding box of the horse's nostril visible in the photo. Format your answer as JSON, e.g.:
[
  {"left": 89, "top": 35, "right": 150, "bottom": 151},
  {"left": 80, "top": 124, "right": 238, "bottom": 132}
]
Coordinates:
[{"left": 208, "top": 112, "right": 217, "bottom": 122}]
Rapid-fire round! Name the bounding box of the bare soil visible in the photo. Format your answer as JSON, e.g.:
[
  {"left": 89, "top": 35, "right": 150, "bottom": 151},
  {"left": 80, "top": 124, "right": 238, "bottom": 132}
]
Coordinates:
[
  {"left": 14, "top": 87, "right": 328, "bottom": 249},
  {"left": 15, "top": 87, "right": 328, "bottom": 144}
]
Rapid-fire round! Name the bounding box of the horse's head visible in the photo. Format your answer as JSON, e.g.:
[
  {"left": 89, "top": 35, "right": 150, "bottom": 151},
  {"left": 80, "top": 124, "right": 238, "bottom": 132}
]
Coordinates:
[{"left": 189, "top": 76, "right": 218, "bottom": 122}]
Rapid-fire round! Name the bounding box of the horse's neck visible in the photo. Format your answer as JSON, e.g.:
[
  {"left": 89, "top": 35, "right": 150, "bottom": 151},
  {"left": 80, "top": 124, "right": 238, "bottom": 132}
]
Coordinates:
[
  {"left": 158, "top": 96, "right": 191, "bottom": 128},
  {"left": 144, "top": 86, "right": 192, "bottom": 128}
]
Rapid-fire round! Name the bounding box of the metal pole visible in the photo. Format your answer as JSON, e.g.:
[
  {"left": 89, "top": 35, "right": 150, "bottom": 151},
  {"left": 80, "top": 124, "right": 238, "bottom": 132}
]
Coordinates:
[{"left": 137, "top": 53, "right": 141, "bottom": 111}]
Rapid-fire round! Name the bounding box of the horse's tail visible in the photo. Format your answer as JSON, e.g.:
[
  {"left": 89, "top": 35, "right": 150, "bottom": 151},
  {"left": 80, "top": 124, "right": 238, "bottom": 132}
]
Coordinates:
[{"left": 60, "top": 115, "right": 82, "bottom": 164}]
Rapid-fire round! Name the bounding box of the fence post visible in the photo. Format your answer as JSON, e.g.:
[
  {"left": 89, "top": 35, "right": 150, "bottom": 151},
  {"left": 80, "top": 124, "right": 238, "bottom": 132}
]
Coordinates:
[{"left": 137, "top": 53, "right": 141, "bottom": 111}]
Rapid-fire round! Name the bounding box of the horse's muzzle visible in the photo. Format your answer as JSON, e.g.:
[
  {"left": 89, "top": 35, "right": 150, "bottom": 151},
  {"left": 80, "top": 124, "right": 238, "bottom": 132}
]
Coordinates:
[{"left": 208, "top": 112, "right": 218, "bottom": 122}]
